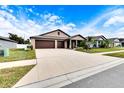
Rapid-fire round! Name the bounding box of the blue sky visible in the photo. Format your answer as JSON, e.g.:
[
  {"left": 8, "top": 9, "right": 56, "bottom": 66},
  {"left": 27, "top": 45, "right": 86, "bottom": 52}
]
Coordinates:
[{"left": 0, "top": 5, "right": 124, "bottom": 39}]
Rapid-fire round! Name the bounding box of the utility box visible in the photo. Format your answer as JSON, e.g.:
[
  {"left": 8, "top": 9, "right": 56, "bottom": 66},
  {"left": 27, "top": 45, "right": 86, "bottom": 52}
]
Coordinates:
[
  {"left": 4, "top": 48, "right": 9, "bottom": 57},
  {"left": 0, "top": 49, "right": 4, "bottom": 56}
]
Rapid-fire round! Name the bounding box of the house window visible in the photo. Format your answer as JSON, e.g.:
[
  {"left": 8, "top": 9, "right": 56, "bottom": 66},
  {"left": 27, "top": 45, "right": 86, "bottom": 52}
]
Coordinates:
[{"left": 58, "top": 32, "right": 60, "bottom": 35}]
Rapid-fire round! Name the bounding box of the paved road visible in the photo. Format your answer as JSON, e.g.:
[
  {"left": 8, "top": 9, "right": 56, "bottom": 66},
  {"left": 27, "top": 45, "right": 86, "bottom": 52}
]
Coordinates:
[{"left": 63, "top": 63, "right": 124, "bottom": 88}]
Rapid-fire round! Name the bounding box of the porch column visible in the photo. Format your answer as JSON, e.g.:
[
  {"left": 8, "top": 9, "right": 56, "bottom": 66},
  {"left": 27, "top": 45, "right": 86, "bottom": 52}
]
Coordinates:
[
  {"left": 64, "top": 41, "right": 67, "bottom": 48},
  {"left": 55, "top": 40, "right": 57, "bottom": 48},
  {"left": 96, "top": 41, "right": 99, "bottom": 48},
  {"left": 76, "top": 40, "right": 78, "bottom": 48},
  {"left": 69, "top": 39, "right": 72, "bottom": 49}
]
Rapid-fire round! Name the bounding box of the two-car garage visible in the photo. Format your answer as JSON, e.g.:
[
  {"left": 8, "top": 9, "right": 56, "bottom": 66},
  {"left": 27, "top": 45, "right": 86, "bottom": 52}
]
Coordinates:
[
  {"left": 35, "top": 40, "right": 64, "bottom": 49},
  {"left": 30, "top": 29, "right": 71, "bottom": 49},
  {"left": 35, "top": 40, "right": 55, "bottom": 49}
]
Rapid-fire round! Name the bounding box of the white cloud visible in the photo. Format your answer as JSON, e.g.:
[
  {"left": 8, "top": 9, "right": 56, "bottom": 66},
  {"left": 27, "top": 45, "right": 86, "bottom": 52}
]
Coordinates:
[
  {"left": 28, "top": 8, "right": 33, "bottom": 12},
  {"left": 9, "top": 9, "right": 13, "bottom": 13},
  {"left": 0, "top": 9, "right": 76, "bottom": 39},
  {"left": 0, "top": 10, "right": 16, "bottom": 20},
  {"left": 49, "top": 15, "right": 60, "bottom": 22},
  {"left": 67, "top": 23, "right": 76, "bottom": 28},
  {"left": 0, "top": 5, "right": 8, "bottom": 9},
  {"left": 112, "top": 27, "right": 124, "bottom": 38},
  {"left": 104, "top": 16, "right": 124, "bottom": 27},
  {"left": 36, "top": 13, "right": 39, "bottom": 16},
  {"left": 0, "top": 5, "right": 13, "bottom": 13},
  {"left": 0, "top": 9, "right": 41, "bottom": 39},
  {"left": 43, "top": 14, "right": 62, "bottom": 24},
  {"left": 74, "top": 7, "right": 124, "bottom": 38}
]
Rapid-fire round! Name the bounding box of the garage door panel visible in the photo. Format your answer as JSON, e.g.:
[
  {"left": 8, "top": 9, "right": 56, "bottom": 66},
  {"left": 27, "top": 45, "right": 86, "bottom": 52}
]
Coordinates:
[
  {"left": 57, "top": 41, "right": 64, "bottom": 48},
  {"left": 35, "top": 40, "right": 55, "bottom": 49}
]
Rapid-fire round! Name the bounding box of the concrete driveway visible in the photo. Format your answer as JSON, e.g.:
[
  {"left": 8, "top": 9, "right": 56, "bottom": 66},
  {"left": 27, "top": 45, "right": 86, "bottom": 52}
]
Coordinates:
[{"left": 13, "top": 49, "right": 123, "bottom": 88}]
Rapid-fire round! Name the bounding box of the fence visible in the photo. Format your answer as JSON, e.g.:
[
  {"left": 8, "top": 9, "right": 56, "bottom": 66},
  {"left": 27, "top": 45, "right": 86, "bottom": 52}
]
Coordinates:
[{"left": 17, "top": 44, "right": 29, "bottom": 49}]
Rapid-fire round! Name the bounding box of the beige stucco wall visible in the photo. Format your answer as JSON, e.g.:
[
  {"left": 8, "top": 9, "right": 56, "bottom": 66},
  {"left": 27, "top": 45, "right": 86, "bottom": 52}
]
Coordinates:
[
  {"left": 64, "top": 41, "right": 67, "bottom": 48},
  {"left": 31, "top": 39, "right": 35, "bottom": 49},
  {"left": 71, "top": 36, "right": 85, "bottom": 40},
  {"left": 55, "top": 40, "right": 57, "bottom": 48},
  {"left": 43, "top": 31, "right": 69, "bottom": 38}
]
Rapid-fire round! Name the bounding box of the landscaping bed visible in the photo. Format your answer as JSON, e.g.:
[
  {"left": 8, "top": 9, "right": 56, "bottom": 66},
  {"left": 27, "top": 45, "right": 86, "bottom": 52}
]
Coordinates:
[
  {"left": 0, "top": 49, "right": 36, "bottom": 62},
  {"left": 0, "top": 65, "right": 35, "bottom": 88},
  {"left": 104, "top": 52, "right": 124, "bottom": 58},
  {"left": 76, "top": 47, "right": 124, "bottom": 53}
]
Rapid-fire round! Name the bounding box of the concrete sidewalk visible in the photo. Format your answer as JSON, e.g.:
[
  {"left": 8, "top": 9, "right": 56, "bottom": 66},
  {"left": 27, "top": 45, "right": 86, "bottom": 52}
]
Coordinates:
[
  {"left": 13, "top": 49, "right": 124, "bottom": 88},
  {"left": 0, "top": 59, "right": 37, "bottom": 69}
]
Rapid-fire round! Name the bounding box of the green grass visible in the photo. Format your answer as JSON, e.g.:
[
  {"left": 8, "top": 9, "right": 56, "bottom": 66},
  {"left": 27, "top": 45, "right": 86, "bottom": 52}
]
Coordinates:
[
  {"left": 76, "top": 47, "right": 124, "bottom": 53},
  {"left": 104, "top": 52, "right": 124, "bottom": 58},
  {"left": 0, "top": 49, "right": 36, "bottom": 62},
  {"left": 0, "top": 65, "right": 35, "bottom": 88}
]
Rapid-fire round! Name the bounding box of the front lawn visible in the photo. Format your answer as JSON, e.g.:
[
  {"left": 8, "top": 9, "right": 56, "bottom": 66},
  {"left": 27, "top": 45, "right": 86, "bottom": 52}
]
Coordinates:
[
  {"left": 0, "top": 65, "right": 35, "bottom": 88},
  {"left": 104, "top": 52, "right": 124, "bottom": 58},
  {"left": 0, "top": 49, "right": 36, "bottom": 62},
  {"left": 76, "top": 47, "right": 124, "bottom": 53}
]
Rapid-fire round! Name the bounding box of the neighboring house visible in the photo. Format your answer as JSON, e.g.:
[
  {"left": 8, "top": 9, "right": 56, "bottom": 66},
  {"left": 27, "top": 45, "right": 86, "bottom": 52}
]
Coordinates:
[
  {"left": 30, "top": 29, "right": 86, "bottom": 49},
  {"left": 119, "top": 38, "right": 124, "bottom": 47},
  {"left": 0, "top": 36, "right": 17, "bottom": 49},
  {"left": 86, "top": 35, "right": 107, "bottom": 48},
  {"left": 109, "top": 38, "right": 124, "bottom": 47}
]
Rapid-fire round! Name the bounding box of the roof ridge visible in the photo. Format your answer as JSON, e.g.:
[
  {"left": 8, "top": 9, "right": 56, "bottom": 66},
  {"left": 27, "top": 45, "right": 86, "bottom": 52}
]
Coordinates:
[{"left": 39, "top": 29, "right": 70, "bottom": 37}]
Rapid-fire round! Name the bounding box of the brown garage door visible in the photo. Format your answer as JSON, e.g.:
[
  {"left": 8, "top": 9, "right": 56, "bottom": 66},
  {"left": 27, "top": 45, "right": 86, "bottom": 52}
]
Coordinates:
[
  {"left": 35, "top": 40, "right": 55, "bottom": 49},
  {"left": 57, "top": 41, "right": 64, "bottom": 48}
]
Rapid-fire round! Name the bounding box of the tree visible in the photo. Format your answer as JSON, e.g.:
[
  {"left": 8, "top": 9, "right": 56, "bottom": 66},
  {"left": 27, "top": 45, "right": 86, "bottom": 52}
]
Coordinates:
[
  {"left": 8, "top": 33, "right": 30, "bottom": 44},
  {"left": 9, "top": 33, "right": 18, "bottom": 42},
  {"left": 78, "top": 40, "right": 86, "bottom": 47},
  {"left": 99, "top": 40, "right": 112, "bottom": 48},
  {"left": 104, "top": 40, "right": 113, "bottom": 48},
  {"left": 24, "top": 39, "right": 30, "bottom": 44},
  {"left": 87, "top": 37, "right": 92, "bottom": 42},
  {"left": 99, "top": 40, "right": 106, "bottom": 48}
]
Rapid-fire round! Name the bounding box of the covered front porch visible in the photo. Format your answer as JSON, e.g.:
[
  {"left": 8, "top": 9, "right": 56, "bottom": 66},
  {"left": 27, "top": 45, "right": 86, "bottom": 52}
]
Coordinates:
[
  {"left": 64, "top": 40, "right": 83, "bottom": 49},
  {"left": 64, "top": 34, "right": 86, "bottom": 49}
]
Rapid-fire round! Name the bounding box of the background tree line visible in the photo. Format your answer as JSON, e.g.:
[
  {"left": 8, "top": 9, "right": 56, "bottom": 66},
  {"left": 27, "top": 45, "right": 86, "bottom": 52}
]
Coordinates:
[{"left": 9, "top": 33, "right": 30, "bottom": 44}]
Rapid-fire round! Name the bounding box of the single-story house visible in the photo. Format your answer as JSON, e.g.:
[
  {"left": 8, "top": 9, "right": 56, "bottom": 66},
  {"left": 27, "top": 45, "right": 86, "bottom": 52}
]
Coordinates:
[
  {"left": 119, "top": 38, "right": 124, "bottom": 47},
  {"left": 30, "top": 29, "right": 86, "bottom": 49},
  {"left": 109, "top": 38, "right": 124, "bottom": 47},
  {"left": 86, "top": 35, "right": 107, "bottom": 48},
  {"left": 0, "top": 36, "right": 17, "bottom": 49}
]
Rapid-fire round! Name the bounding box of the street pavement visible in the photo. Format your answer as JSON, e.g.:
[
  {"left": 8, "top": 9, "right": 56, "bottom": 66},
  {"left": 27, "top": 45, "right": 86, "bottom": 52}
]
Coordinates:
[{"left": 63, "top": 63, "right": 124, "bottom": 88}]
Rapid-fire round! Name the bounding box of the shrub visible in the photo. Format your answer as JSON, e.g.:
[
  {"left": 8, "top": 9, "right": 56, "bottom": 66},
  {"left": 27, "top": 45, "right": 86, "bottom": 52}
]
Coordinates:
[
  {"left": 27, "top": 45, "right": 33, "bottom": 50},
  {"left": 78, "top": 41, "right": 86, "bottom": 48}
]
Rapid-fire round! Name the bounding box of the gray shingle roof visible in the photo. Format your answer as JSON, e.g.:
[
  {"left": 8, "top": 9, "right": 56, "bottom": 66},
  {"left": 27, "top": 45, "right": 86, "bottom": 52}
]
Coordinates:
[
  {"left": 86, "top": 35, "right": 107, "bottom": 40},
  {"left": 0, "top": 36, "right": 17, "bottom": 43}
]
